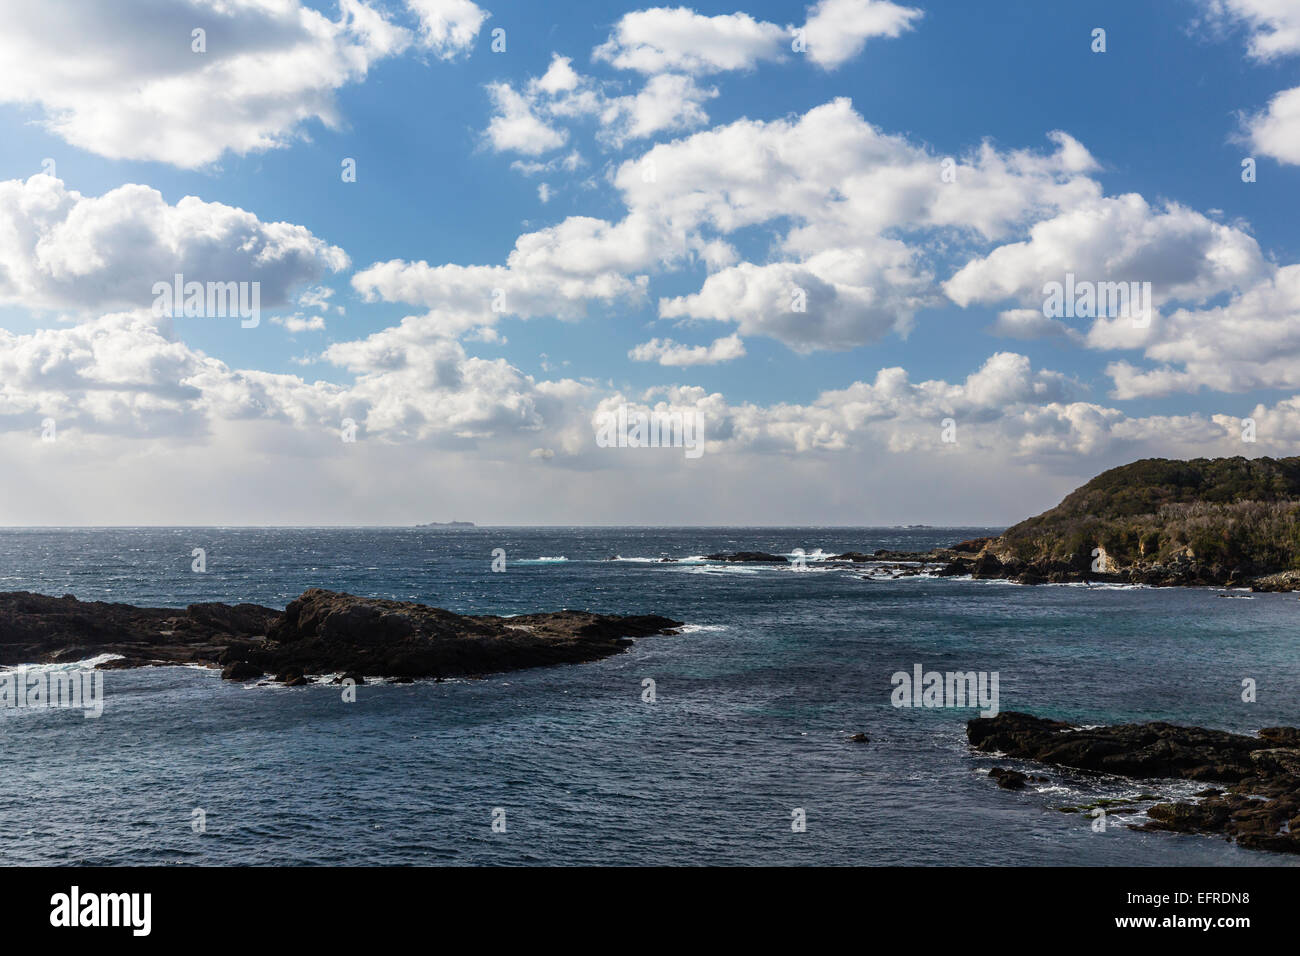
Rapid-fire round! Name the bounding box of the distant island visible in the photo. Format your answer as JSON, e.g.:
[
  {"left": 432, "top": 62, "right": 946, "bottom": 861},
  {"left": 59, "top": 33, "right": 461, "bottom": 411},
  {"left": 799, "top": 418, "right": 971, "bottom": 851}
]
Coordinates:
[{"left": 415, "top": 521, "right": 475, "bottom": 527}]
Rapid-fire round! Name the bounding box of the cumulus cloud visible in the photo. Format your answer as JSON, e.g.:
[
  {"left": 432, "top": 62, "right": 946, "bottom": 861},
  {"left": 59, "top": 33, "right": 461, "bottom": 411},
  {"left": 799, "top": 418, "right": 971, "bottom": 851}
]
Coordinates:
[
  {"left": 1203, "top": 1, "right": 1300, "bottom": 165},
  {"left": 406, "top": 0, "right": 488, "bottom": 59},
  {"left": 381, "top": 98, "right": 1116, "bottom": 354},
  {"left": 592, "top": 7, "right": 789, "bottom": 74},
  {"left": 1203, "top": 0, "right": 1300, "bottom": 60},
  {"left": 586, "top": 350, "right": 1248, "bottom": 466},
  {"left": 801, "top": 0, "right": 923, "bottom": 69},
  {"left": 486, "top": 3, "right": 919, "bottom": 158},
  {"left": 0, "top": 174, "right": 349, "bottom": 314},
  {"left": 484, "top": 55, "right": 718, "bottom": 154},
  {"left": 987, "top": 309, "right": 1084, "bottom": 343},
  {"left": 1, "top": 307, "right": 1287, "bottom": 525},
  {"left": 627, "top": 101, "right": 1099, "bottom": 350},
  {"left": 1245, "top": 85, "right": 1300, "bottom": 165},
  {"left": 272, "top": 313, "right": 327, "bottom": 333},
  {"left": 0, "top": 307, "right": 584, "bottom": 450},
  {"left": 944, "top": 194, "right": 1268, "bottom": 328},
  {"left": 0, "top": 0, "right": 410, "bottom": 168},
  {"left": 484, "top": 81, "right": 569, "bottom": 155},
  {"left": 351, "top": 213, "right": 654, "bottom": 338},
  {"left": 1106, "top": 264, "right": 1300, "bottom": 398},
  {"left": 629, "top": 333, "right": 746, "bottom": 366},
  {"left": 593, "top": 2, "right": 921, "bottom": 75}
]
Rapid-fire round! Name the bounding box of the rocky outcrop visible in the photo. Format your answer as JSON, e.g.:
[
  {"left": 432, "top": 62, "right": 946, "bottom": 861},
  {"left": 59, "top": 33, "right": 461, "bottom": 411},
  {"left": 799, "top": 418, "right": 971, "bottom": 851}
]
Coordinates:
[
  {"left": 968, "top": 712, "right": 1300, "bottom": 854},
  {"left": 704, "top": 551, "right": 788, "bottom": 562},
  {"left": 0, "top": 591, "right": 279, "bottom": 668},
  {"left": 849, "top": 545, "right": 1272, "bottom": 589},
  {"left": 0, "top": 589, "right": 683, "bottom": 682},
  {"left": 227, "top": 588, "right": 683, "bottom": 680}
]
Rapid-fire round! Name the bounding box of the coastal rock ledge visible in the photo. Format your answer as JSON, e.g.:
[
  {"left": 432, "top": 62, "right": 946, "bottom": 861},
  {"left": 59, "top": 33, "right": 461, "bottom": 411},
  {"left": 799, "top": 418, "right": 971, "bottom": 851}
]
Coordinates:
[
  {"left": 968, "top": 712, "right": 1300, "bottom": 854},
  {"left": 0, "top": 589, "right": 683, "bottom": 682}
]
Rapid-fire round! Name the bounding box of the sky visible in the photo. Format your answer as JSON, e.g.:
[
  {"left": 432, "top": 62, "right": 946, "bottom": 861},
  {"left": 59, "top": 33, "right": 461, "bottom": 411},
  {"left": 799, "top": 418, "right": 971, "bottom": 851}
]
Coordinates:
[{"left": 0, "top": 0, "right": 1298, "bottom": 526}]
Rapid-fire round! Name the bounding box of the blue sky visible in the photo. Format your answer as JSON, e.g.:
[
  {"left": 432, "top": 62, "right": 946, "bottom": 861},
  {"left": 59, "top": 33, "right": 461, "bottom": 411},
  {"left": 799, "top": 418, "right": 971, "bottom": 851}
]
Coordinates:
[{"left": 1, "top": 0, "right": 1299, "bottom": 525}]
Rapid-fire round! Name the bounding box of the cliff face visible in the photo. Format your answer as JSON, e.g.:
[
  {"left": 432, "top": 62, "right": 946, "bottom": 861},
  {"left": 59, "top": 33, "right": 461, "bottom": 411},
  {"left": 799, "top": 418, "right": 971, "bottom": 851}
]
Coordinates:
[{"left": 954, "top": 457, "right": 1300, "bottom": 588}]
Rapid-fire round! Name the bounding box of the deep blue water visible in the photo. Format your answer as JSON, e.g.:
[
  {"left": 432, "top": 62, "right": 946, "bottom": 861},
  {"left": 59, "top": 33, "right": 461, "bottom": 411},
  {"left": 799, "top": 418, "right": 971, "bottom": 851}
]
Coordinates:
[{"left": 0, "top": 527, "right": 1296, "bottom": 866}]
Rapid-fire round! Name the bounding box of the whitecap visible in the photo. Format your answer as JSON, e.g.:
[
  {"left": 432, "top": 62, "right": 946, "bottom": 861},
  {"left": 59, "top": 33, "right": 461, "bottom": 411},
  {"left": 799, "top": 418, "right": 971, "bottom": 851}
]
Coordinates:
[{"left": 0, "top": 652, "right": 124, "bottom": 673}]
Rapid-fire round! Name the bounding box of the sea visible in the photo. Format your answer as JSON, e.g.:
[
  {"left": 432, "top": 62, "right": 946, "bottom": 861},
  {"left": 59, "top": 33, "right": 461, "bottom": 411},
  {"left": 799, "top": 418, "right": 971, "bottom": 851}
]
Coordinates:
[{"left": 0, "top": 526, "right": 1296, "bottom": 866}]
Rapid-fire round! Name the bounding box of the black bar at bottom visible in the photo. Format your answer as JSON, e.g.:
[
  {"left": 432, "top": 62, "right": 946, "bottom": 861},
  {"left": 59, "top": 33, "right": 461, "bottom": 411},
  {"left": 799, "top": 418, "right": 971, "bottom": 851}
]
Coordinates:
[{"left": 1, "top": 865, "right": 1291, "bottom": 941}]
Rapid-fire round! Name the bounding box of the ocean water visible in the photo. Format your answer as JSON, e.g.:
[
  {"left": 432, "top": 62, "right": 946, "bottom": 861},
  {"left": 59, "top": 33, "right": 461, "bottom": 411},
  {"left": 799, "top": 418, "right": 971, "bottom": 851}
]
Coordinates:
[{"left": 0, "top": 526, "right": 1296, "bottom": 866}]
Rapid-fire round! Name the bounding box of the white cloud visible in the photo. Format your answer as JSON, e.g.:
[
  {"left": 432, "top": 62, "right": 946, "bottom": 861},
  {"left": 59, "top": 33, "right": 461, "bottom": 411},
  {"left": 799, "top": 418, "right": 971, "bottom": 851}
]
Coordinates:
[
  {"left": 0, "top": 0, "right": 410, "bottom": 168},
  {"left": 272, "top": 313, "right": 327, "bottom": 333},
  {"left": 593, "top": 7, "right": 788, "bottom": 74},
  {"left": 621, "top": 101, "right": 1098, "bottom": 350},
  {"left": 944, "top": 194, "right": 1268, "bottom": 324},
  {"left": 1203, "top": 0, "right": 1300, "bottom": 60},
  {"left": 351, "top": 213, "right": 653, "bottom": 336},
  {"left": 389, "top": 98, "right": 1111, "bottom": 354},
  {"left": 801, "top": 0, "right": 923, "bottom": 69},
  {"left": 406, "top": 0, "right": 489, "bottom": 59},
  {"left": 1106, "top": 264, "right": 1300, "bottom": 397},
  {"left": 0, "top": 174, "right": 349, "bottom": 314},
  {"left": 484, "top": 81, "right": 568, "bottom": 155},
  {"left": 592, "top": 2, "right": 920, "bottom": 76},
  {"left": 598, "top": 73, "right": 719, "bottom": 146},
  {"left": 0, "top": 311, "right": 1286, "bottom": 524},
  {"left": 1203, "top": 1, "right": 1300, "bottom": 165},
  {"left": 485, "top": 56, "right": 718, "bottom": 155},
  {"left": 1245, "top": 85, "right": 1300, "bottom": 165},
  {"left": 629, "top": 333, "right": 746, "bottom": 366},
  {"left": 987, "top": 308, "right": 1084, "bottom": 343},
  {"left": 659, "top": 244, "right": 929, "bottom": 352}
]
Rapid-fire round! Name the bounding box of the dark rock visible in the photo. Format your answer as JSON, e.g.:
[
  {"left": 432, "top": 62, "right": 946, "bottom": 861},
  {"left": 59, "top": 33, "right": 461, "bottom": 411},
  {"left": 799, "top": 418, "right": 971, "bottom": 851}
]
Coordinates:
[
  {"left": 969, "top": 553, "right": 1005, "bottom": 579},
  {"left": 848, "top": 732, "right": 870, "bottom": 743},
  {"left": 0, "top": 591, "right": 278, "bottom": 669},
  {"left": 988, "top": 767, "right": 1028, "bottom": 789},
  {"left": 0, "top": 588, "right": 683, "bottom": 684},
  {"left": 244, "top": 589, "right": 683, "bottom": 681},
  {"left": 969, "top": 712, "right": 1300, "bottom": 854},
  {"left": 704, "top": 552, "right": 788, "bottom": 563},
  {"left": 221, "top": 661, "right": 263, "bottom": 681}
]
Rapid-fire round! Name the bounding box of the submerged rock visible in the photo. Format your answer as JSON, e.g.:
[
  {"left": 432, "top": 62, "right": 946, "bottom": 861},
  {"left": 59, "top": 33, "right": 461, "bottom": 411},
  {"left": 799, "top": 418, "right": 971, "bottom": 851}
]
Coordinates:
[{"left": 988, "top": 767, "right": 1028, "bottom": 789}]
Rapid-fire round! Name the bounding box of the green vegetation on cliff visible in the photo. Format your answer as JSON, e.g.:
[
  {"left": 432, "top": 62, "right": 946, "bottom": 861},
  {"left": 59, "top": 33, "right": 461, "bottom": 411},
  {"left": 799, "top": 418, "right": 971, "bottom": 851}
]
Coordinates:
[{"left": 997, "top": 457, "right": 1300, "bottom": 571}]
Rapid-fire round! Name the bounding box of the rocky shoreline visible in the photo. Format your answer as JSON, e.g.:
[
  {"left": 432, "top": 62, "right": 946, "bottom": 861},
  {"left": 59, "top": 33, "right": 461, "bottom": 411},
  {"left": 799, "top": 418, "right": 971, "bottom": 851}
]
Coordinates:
[
  {"left": 688, "top": 542, "right": 1300, "bottom": 590},
  {"left": 968, "top": 712, "right": 1300, "bottom": 854},
  {"left": 0, "top": 589, "right": 683, "bottom": 683}
]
